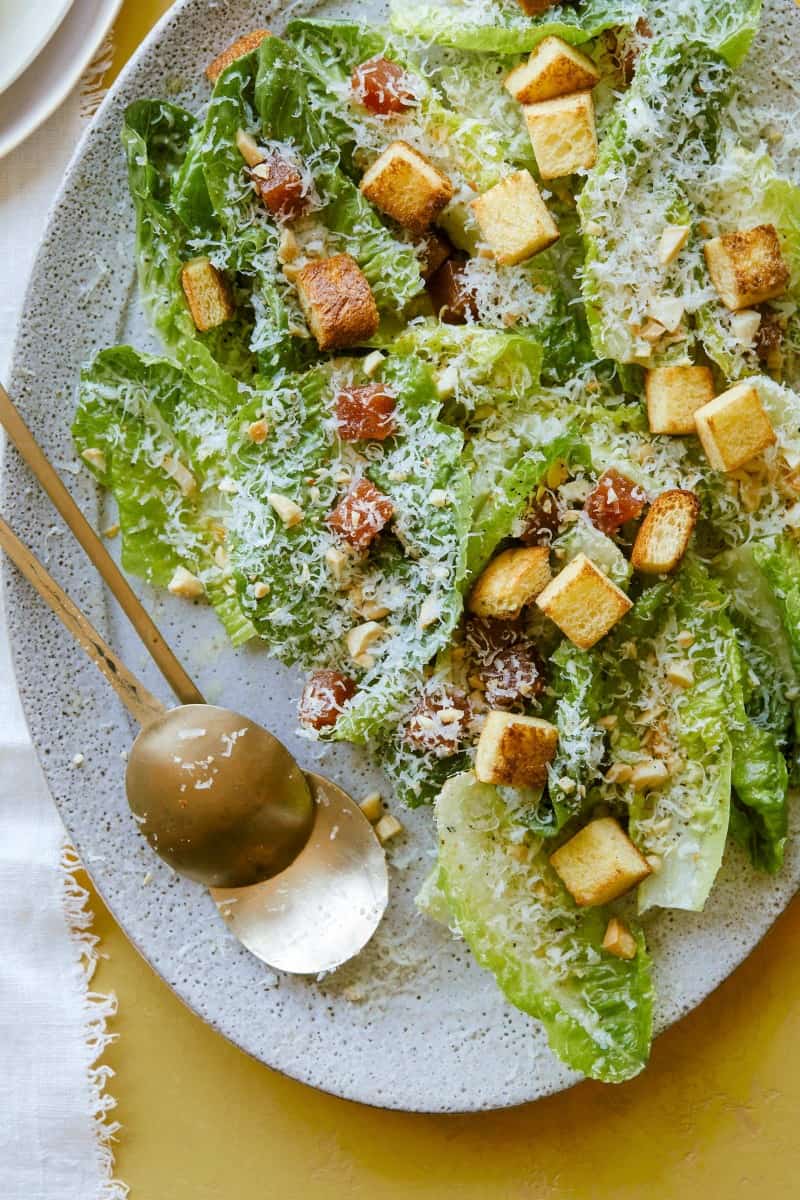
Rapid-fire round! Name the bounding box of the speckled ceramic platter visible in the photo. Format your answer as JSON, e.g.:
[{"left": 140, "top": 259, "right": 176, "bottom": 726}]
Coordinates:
[{"left": 5, "top": 0, "right": 800, "bottom": 1113}]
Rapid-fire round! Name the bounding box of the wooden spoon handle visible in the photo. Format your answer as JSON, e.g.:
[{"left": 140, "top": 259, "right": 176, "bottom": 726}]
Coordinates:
[
  {"left": 0, "top": 517, "right": 166, "bottom": 728},
  {"left": 0, "top": 383, "right": 204, "bottom": 706}
]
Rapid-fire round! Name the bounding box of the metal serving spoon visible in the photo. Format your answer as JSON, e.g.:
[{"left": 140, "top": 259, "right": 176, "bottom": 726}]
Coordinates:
[{"left": 0, "top": 384, "right": 388, "bottom": 973}]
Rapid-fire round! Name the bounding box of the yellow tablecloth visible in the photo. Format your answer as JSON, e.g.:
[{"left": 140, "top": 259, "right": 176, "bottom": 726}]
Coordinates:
[{"left": 92, "top": 6, "right": 800, "bottom": 1195}]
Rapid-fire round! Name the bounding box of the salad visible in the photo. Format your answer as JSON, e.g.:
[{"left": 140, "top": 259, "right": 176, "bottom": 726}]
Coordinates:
[{"left": 73, "top": 0, "right": 800, "bottom": 1084}]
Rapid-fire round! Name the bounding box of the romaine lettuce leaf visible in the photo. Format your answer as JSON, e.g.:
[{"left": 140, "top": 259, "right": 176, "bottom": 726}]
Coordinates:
[
  {"left": 225, "top": 354, "right": 471, "bottom": 739},
  {"left": 122, "top": 100, "right": 258, "bottom": 401},
  {"left": 694, "top": 148, "right": 800, "bottom": 387},
  {"left": 254, "top": 36, "right": 424, "bottom": 315},
  {"left": 578, "top": 41, "right": 733, "bottom": 366},
  {"left": 729, "top": 676, "right": 789, "bottom": 874},
  {"left": 623, "top": 563, "right": 733, "bottom": 912},
  {"left": 715, "top": 540, "right": 800, "bottom": 760},
  {"left": 73, "top": 346, "right": 255, "bottom": 645},
  {"left": 390, "top": 0, "right": 759, "bottom": 66},
  {"left": 174, "top": 52, "right": 316, "bottom": 376},
  {"left": 434, "top": 772, "right": 653, "bottom": 1083},
  {"left": 390, "top": 0, "right": 635, "bottom": 56},
  {"left": 467, "top": 428, "right": 590, "bottom": 577}
]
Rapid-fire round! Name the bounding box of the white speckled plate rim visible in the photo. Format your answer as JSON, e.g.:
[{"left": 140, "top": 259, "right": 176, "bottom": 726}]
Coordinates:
[{"left": 4, "top": 0, "right": 800, "bottom": 1113}]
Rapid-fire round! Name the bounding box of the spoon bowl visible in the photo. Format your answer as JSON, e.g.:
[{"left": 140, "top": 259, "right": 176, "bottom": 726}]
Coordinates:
[
  {"left": 126, "top": 704, "right": 315, "bottom": 889},
  {"left": 211, "top": 772, "right": 389, "bottom": 974}
]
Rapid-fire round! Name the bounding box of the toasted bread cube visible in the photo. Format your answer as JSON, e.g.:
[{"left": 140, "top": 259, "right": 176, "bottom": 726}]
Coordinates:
[
  {"left": 631, "top": 490, "right": 699, "bottom": 575},
  {"left": 206, "top": 30, "right": 271, "bottom": 84},
  {"left": 516, "top": 0, "right": 558, "bottom": 13},
  {"left": 505, "top": 36, "right": 599, "bottom": 104},
  {"left": 524, "top": 92, "right": 598, "bottom": 180},
  {"left": 704, "top": 223, "right": 790, "bottom": 311},
  {"left": 602, "top": 917, "right": 638, "bottom": 960},
  {"left": 360, "top": 141, "right": 454, "bottom": 235},
  {"left": 694, "top": 382, "right": 776, "bottom": 472},
  {"left": 471, "top": 170, "right": 559, "bottom": 267},
  {"left": 645, "top": 365, "right": 715, "bottom": 435},
  {"left": 475, "top": 712, "right": 558, "bottom": 789},
  {"left": 550, "top": 817, "right": 651, "bottom": 907},
  {"left": 468, "top": 547, "right": 551, "bottom": 621},
  {"left": 180, "top": 257, "right": 235, "bottom": 332},
  {"left": 295, "top": 254, "right": 379, "bottom": 351},
  {"left": 536, "top": 553, "right": 632, "bottom": 649}
]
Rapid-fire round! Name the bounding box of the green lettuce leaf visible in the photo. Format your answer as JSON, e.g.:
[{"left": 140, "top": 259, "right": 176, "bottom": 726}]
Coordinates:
[
  {"left": 623, "top": 563, "right": 733, "bottom": 912},
  {"left": 578, "top": 41, "right": 733, "bottom": 366},
  {"left": 390, "top": 0, "right": 759, "bottom": 65},
  {"left": 122, "top": 100, "right": 258, "bottom": 401},
  {"left": 729, "top": 663, "right": 789, "bottom": 874},
  {"left": 435, "top": 772, "right": 653, "bottom": 1083},
  {"left": 254, "top": 36, "right": 424, "bottom": 314},
  {"left": 225, "top": 354, "right": 471, "bottom": 739},
  {"left": 73, "top": 346, "right": 255, "bottom": 646},
  {"left": 172, "top": 52, "right": 318, "bottom": 376},
  {"left": 694, "top": 149, "right": 800, "bottom": 387},
  {"left": 390, "top": 0, "right": 635, "bottom": 56},
  {"left": 467, "top": 427, "right": 590, "bottom": 578}
]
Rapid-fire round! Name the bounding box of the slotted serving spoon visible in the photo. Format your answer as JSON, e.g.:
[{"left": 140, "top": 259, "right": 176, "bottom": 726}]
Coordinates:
[{"left": 0, "top": 382, "right": 388, "bottom": 974}]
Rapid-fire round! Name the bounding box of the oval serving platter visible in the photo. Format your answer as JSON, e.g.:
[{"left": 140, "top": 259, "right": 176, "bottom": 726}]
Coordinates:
[{"left": 4, "top": 0, "right": 800, "bottom": 1113}]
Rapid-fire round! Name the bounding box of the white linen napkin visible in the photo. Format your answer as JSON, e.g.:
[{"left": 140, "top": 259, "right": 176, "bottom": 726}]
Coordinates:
[{"left": 0, "top": 72, "right": 127, "bottom": 1200}]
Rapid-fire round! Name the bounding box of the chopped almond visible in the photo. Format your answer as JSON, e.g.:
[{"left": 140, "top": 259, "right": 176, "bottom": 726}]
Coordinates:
[{"left": 602, "top": 917, "right": 638, "bottom": 960}]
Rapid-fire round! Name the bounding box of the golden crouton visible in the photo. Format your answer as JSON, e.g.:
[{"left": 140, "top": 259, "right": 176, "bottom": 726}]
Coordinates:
[
  {"left": 631, "top": 490, "right": 700, "bottom": 575},
  {"left": 645, "top": 365, "right": 715, "bottom": 435},
  {"left": 504, "top": 36, "right": 600, "bottom": 104},
  {"left": 471, "top": 170, "right": 559, "bottom": 267},
  {"left": 468, "top": 546, "right": 551, "bottom": 620},
  {"left": 704, "top": 223, "right": 790, "bottom": 311},
  {"left": 549, "top": 817, "right": 651, "bottom": 907},
  {"left": 295, "top": 254, "right": 379, "bottom": 351},
  {"left": 536, "top": 553, "right": 632, "bottom": 650},
  {"left": 602, "top": 917, "right": 638, "bottom": 960},
  {"left": 475, "top": 712, "right": 559, "bottom": 789},
  {"left": 524, "top": 92, "right": 598, "bottom": 179},
  {"left": 180, "top": 257, "right": 235, "bottom": 332},
  {"left": 206, "top": 30, "right": 271, "bottom": 84},
  {"left": 694, "top": 381, "right": 776, "bottom": 473},
  {"left": 360, "top": 141, "right": 454, "bottom": 235}
]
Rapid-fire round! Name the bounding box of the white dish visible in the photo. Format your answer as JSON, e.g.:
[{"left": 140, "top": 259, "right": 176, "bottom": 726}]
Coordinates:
[
  {"left": 4, "top": 0, "right": 800, "bottom": 1112},
  {"left": 0, "top": 0, "right": 122, "bottom": 160},
  {"left": 0, "top": 0, "right": 73, "bottom": 96}
]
